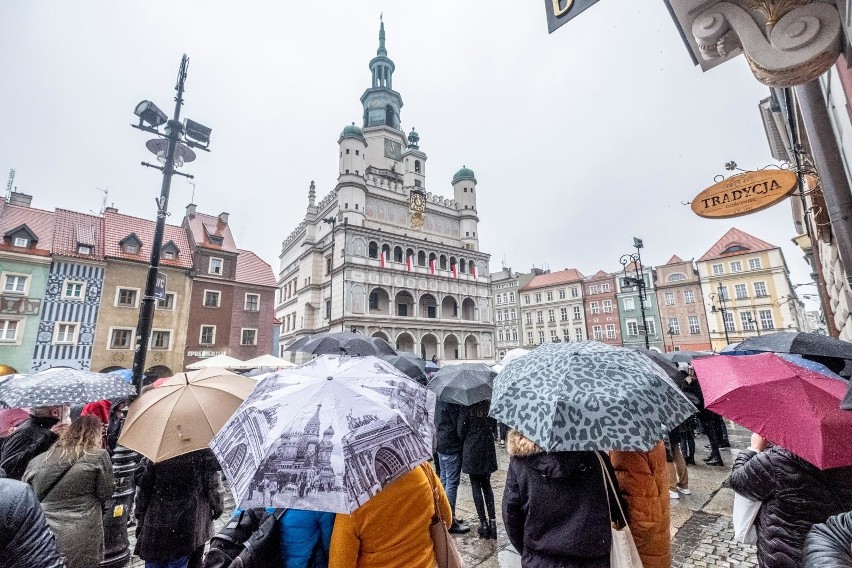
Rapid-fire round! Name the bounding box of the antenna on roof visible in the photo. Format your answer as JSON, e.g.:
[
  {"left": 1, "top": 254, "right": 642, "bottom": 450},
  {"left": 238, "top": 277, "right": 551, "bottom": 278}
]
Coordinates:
[
  {"left": 96, "top": 187, "right": 109, "bottom": 214},
  {"left": 5, "top": 169, "right": 15, "bottom": 202},
  {"left": 501, "top": 254, "right": 507, "bottom": 270},
  {"left": 186, "top": 180, "right": 197, "bottom": 203}
]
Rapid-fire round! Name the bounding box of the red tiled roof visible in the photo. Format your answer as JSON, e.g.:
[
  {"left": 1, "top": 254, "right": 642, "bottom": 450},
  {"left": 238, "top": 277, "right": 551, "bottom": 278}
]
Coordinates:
[
  {"left": 698, "top": 228, "right": 777, "bottom": 262},
  {"left": 585, "top": 270, "right": 613, "bottom": 281},
  {"left": 521, "top": 268, "right": 585, "bottom": 291},
  {"left": 0, "top": 201, "right": 55, "bottom": 253},
  {"left": 235, "top": 249, "right": 276, "bottom": 287},
  {"left": 103, "top": 211, "right": 193, "bottom": 269},
  {"left": 666, "top": 255, "right": 685, "bottom": 265},
  {"left": 52, "top": 209, "right": 104, "bottom": 259},
  {"left": 184, "top": 212, "right": 238, "bottom": 253}
]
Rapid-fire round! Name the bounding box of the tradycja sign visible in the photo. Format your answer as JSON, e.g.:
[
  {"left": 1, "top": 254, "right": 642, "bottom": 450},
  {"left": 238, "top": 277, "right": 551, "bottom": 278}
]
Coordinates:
[{"left": 691, "top": 170, "right": 798, "bottom": 219}]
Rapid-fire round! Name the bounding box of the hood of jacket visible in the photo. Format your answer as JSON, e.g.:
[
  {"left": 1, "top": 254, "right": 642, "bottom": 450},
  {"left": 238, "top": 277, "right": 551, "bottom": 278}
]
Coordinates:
[{"left": 507, "top": 429, "right": 593, "bottom": 481}]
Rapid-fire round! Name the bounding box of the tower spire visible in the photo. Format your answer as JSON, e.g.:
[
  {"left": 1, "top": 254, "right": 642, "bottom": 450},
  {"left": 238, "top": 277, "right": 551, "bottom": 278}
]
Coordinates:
[{"left": 378, "top": 15, "right": 387, "bottom": 56}]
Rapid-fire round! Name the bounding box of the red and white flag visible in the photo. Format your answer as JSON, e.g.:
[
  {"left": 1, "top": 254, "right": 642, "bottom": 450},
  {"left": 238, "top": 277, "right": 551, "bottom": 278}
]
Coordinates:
[
  {"left": 406, "top": 254, "right": 413, "bottom": 272},
  {"left": 380, "top": 250, "right": 388, "bottom": 268},
  {"left": 451, "top": 263, "right": 458, "bottom": 279},
  {"left": 429, "top": 258, "right": 436, "bottom": 274},
  {"left": 472, "top": 264, "right": 478, "bottom": 279}
]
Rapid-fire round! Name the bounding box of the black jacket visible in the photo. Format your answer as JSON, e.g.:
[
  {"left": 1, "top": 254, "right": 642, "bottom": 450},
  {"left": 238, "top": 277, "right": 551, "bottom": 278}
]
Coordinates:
[
  {"left": 0, "top": 477, "right": 64, "bottom": 568},
  {"left": 804, "top": 511, "right": 852, "bottom": 568},
  {"left": 502, "top": 430, "right": 624, "bottom": 568},
  {"left": 458, "top": 400, "right": 497, "bottom": 476},
  {"left": 730, "top": 447, "right": 852, "bottom": 568},
  {"left": 435, "top": 401, "right": 463, "bottom": 455},
  {"left": 682, "top": 378, "right": 704, "bottom": 412},
  {"left": 0, "top": 416, "right": 59, "bottom": 480}
]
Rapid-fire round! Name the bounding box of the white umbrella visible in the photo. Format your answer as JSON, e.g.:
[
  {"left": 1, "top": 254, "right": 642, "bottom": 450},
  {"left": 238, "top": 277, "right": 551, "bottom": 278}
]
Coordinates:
[
  {"left": 186, "top": 354, "right": 244, "bottom": 370},
  {"left": 210, "top": 355, "right": 435, "bottom": 513},
  {"left": 498, "top": 348, "right": 530, "bottom": 368},
  {"left": 233, "top": 354, "right": 296, "bottom": 370}
]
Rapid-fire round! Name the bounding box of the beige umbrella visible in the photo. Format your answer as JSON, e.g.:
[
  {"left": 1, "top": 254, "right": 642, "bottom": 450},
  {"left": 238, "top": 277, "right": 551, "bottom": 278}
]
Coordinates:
[
  {"left": 118, "top": 368, "right": 256, "bottom": 463},
  {"left": 186, "top": 353, "right": 244, "bottom": 370},
  {"left": 234, "top": 354, "right": 296, "bottom": 370}
]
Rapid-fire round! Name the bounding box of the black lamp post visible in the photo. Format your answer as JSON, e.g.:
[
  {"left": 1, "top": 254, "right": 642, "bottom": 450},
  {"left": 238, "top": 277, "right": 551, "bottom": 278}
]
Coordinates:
[
  {"left": 667, "top": 326, "right": 676, "bottom": 352},
  {"left": 709, "top": 284, "right": 732, "bottom": 345},
  {"left": 619, "top": 237, "right": 650, "bottom": 349},
  {"left": 130, "top": 54, "right": 211, "bottom": 394}
]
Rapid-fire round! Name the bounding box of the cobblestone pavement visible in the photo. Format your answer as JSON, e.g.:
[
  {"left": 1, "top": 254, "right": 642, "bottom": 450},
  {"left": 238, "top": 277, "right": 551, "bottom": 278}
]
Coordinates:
[{"left": 126, "top": 422, "right": 756, "bottom": 567}]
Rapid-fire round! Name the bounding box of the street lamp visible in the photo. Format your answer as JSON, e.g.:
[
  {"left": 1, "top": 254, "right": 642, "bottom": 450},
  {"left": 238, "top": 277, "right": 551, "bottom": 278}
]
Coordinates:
[
  {"left": 709, "top": 284, "right": 732, "bottom": 345},
  {"left": 129, "top": 54, "right": 211, "bottom": 395},
  {"left": 619, "top": 237, "right": 650, "bottom": 349},
  {"left": 667, "top": 326, "right": 676, "bottom": 351}
]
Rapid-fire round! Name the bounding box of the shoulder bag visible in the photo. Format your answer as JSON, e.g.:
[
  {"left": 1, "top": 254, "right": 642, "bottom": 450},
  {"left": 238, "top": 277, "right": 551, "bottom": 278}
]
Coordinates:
[
  {"left": 595, "top": 452, "right": 643, "bottom": 568},
  {"left": 732, "top": 492, "right": 760, "bottom": 544},
  {"left": 421, "top": 463, "right": 465, "bottom": 568},
  {"left": 36, "top": 461, "right": 75, "bottom": 502}
]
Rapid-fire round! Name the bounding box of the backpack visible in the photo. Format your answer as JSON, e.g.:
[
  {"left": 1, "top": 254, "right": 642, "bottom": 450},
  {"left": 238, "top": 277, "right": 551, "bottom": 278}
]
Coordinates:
[{"left": 203, "top": 508, "right": 284, "bottom": 568}]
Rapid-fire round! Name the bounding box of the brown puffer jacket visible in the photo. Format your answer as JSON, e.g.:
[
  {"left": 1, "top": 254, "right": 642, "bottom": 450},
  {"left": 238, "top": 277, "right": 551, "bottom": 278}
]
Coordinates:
[{"left": 610, "top": 442, "right": 671, "bottom": 568}]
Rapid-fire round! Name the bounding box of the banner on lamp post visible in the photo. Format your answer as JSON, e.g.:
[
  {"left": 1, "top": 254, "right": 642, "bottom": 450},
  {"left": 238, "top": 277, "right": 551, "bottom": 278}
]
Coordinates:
[{"left": 545, "top": 0, "right": 602, "bottom": 33}]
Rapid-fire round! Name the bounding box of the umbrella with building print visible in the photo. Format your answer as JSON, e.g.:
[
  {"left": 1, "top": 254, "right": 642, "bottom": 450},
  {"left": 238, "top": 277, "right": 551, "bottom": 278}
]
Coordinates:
[
  {"left": 0, "top": 368, "right": 136, "bottom": 408},
  {"left": 210, "top": 354, "right": 435, "bottom": 513}
]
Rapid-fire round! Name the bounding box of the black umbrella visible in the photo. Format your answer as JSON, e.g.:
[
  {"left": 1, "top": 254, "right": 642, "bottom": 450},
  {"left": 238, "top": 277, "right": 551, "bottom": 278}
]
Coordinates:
[
  {"left": 0, "top": 369, "right": 136, "bottom": 408},
  {"left": 667, "top": 351, "right": 713, "bottom": 364},
  {"left": 631, "top": 348, "right": 684, "bottom": 385},
  {"left": 738, "top": 332, "right": 852, "bottom": 360},
  {"left": 427, "top": 364, "right": 496, "bottom": 406},
  {"left": 288, "top": 332, "right": 397, "bottom": 357},
  {"left": 381, "top": 354, "right": 428, "bottom": 385}
]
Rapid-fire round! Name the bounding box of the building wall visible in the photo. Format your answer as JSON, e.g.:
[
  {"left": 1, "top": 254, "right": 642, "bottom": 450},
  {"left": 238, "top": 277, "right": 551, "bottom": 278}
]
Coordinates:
[
  {"left": 519, "top": 282, "right": 586, "bottom": 347},
  {"left": 31, "top": 260, "right": 105, "bottom": 371},
  {"left": 655, "top": 262, "right": 712, "bottom": 352},
  {"left": 184, "top": 279, "right": 236, "bottom": 367},
  {"left": 583, "top": 274, "right": 620, "bottom": 346},
  {"left": 0, "top": 253, "right": 50, "bottom": 372},
  {"left": 491, "top": 268, "right": 521, "bottom": 359},
  {"left": 90, "top": 260, "right": 192, "bottom": 375},
  {"left": 228, "top": 284, "right": 276, "bottom": 360},
  {"left": 616, "top": 270, "right": 664, "bottom": 351}
]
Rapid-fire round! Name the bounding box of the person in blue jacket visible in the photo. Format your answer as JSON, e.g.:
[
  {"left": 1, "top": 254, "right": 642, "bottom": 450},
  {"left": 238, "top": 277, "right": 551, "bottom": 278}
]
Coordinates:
[{"left": 280, "top": 508, "right": 335, "bottom": 568}]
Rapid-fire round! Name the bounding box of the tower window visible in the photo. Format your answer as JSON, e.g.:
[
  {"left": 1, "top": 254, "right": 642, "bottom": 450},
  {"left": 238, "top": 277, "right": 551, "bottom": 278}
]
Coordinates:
[
  {"left": 415, "top": 160, "right": 421, "bottom": 173},
  {"left": 345, "top": 203, "right": 349, "bottom": 209},
  {"left": 346, "top": 149, "right": 350, "bottom": 154},
  {"left": 463, "top": 188, "right": 468, "bottom": 193},
  {"left": 355, "top": 204, "right": 359, "bottom": 210},
  {"left": 385, "top": 105, "right": 394, "bottom": 127},
  {"left": 356, "top": 150, "right": 360, "bottom": 156},
  {"left": 345, "top": 170, "right": 349, "bottom": 174}
]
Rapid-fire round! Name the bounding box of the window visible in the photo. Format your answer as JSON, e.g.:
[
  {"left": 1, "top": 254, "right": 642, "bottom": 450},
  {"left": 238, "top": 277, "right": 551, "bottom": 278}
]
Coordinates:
[
  {"left": 524, "top": 295, "right": 531, "bottom": 305},
  {"left": 730, "top": 261, "right": 743, "bottom": 273},
  {"left": 590, "top": 302, "right": 600, "bottom": 314},
  {"left": 209, "top": 257, "right": 224, "bottom": 275},
  {"left": 200, "top": 325, "right": 216, "bottom": 345},
  {"left": 573, "top": 306, "right": 581, "bottom": 320},
  {"left": 683, "top": 290, "right": 695, "bottom": 304},
  {"left": 664, "top": 292, "right": 675, "bottom": 306},
  {"left": 116, "top": 288, "right": 138, "bottom": 307},
  {"left": 109, "top": 328, "right": 134, "bottom": 349},
  {"left": 741, "top": 312, "right": 756, "bottom": 331},
  {"left": 712, "top": 264, "right": 724, "bottom": 275},
  {"left": 498, "top": 330, "right": 504, "bottom": 342},
  {"left": 623, "top": 298, "right": 635, "bottom": 311},
  {"left": 759, "top": 310, "right": 775, "bottom": 330},
  {"left": 157, "top": 292, "right": 175, "bottom": 310},
  {"left": 54, "top": 323, "right": 77, "bottom": 344},
  {"left": 151, "top": 330, "right": 171, "bottom": 350},
  {"left": 717, "top": 286, "right": 729, "bottom": 300},
  {"left": 667, "top": 273, "right": 686, "bottom": 283},
  {"left": 601, "top": 283, "right": 611, "bottom": 292},
  {"left": 509, "top": 292, "right": 515, "bottom": 302},
  {"left": 123, "top": 243, "right": 139, "bottom": 254},
  {"left": 3, "top": 274, "right": 27, "bottom": 294},
  {"left": 559, "top": 289, "right": 566, "bottom": 299},
  {"left": 550, "top": 329, "right": 558, "bottom": 342},
  {"left": 724, "top": 312, "right": 736, "bottom": 332},
  {"left": 245, "top": 293, "right": 260, "bottom": 311},
  {"left": 77, "top": 245, "right": 92, "bottom": 255},
  {"left": 668, "top": 318, "right": 680, "bottom": 335},
  {"left": 606, "top": 324, "right": 617, "bottom": 339},
  {"left": 326, "top": 257, "right": 332, "bottom": 275},
  {"left": 571, "top": 288, "right": 579, "bottom": 298},
  {"left": 587, "top": 285, "right": 598, "bottom": 295},
  {"left": 749, "top": 258, "right": 762, "bottom": 270},
  {"left": 497, "top": 312, "right": 503, "bottom": 322},
  {"left": 603, "top": 300, "right": 612, "bottom": 313},
  {"left": 643, "top": 318, "right": 655, "bottom": 336},
  {"left": 688, "top": 316, "right": 701, "bottom": 334},
  {"left": 535, "top": 293, "right": 542, "bottom": 303},
  {"left": 538, "top": 330, "right": 545, "bottom": 344},
  {"left": 368, "top": 242, "right": 378, "bottom": 259},
  {"left": 162, "top": 249, "right": 175, "bottom": 260},
  {"left": 593, "top": 325, "right": 603, "bottom": 340},
  {"left": 241, "top": 329, "right": 258, "bottom": 345},
  {"left": 560, "top": 307, "right": 568, "bottom": 321},
  {"left": 525, "top": 312, "right": 532, "bottom": 325},
  {"left": 537, "top": 311, "right": 544, "bottom": 324},
  {"left": 204, "top": 290, "right": 221, "bottom": 308},
  {"left": 13, "top": 237, "right": 29, "bottom": 247},
  {"left": 0, "top": 320, "right": 18, "bottom": 342},
  {"left": 527, "top": 332, "right": 534, "bottom": 345},
  {"left": 733, "top": 284, "right": 748, "bottom": 299},
  {"left": 754, "top": 282, "right": 768, "bottom": 297},
  {"left": 575, "top": 327, "right": 584, "bottom": 341},
  {"left": 548, "top": 309, "right": 555, "bottom": 322},
  {"left": 510, "top": 308, "right": 516, "bottom": 320},
  {"left": 62, "top": 281, "right": 85, "bottom": 300}
]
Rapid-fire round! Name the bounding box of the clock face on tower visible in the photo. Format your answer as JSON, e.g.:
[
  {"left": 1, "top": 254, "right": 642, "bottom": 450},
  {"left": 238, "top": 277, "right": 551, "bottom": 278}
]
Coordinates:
[
  {"left": 410, "top": 191, "right": 426, "bottom": 213},
  {"left": 384, "top": 138, "right": 402, "bottom": 161}
]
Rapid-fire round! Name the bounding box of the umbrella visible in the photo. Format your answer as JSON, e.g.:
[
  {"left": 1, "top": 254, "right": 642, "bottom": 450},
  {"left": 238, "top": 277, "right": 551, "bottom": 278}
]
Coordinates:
[
  {"left": 290, "top": 331, "right": 397, "bottom": 357},
  {"left": 490, "top": 342, "right": 697, "bottom": 452},
  {"left": 0, "top": 368, "right": 136, "bottom": 409},
  {"left": 0, "top": 407, "right": 29, "bottom": 434},
  {"left": 107, "top": 369, "right": 133, "bottom": 383},
  {"left": 118, "top": 368, "right": 254, "bottom": 463},
  {"left": 498, "top": 348, "right": 530, "bottom": 368},
  {"left": 693, "top": 353, "right": 852, "bottom": 469},
  {"left": 210, "top": 354, "right": 435, "bottom": 513},
  {"left": 186, "top": 353, "right": 245, "bottom": 370},
  {"left": 666, "top": 351, "right": 713, "bottom": 364},
  {"left": 428, "top": 364, "right": 496, "bottom": 406},
  {"left": 737, "top": 332, "right": 852, "bottom": 360},
  {"left": 380, "top": 354, "right": 427, "bottom": 385},
  {"left": 631, "top": 348, "right": 684, "bottom": 384},
  {"left": 236, "top": 354, "right": 296, "bottom": 370},
  {"left": 425, "top": 361, "right": 440, "bottom": 373}
]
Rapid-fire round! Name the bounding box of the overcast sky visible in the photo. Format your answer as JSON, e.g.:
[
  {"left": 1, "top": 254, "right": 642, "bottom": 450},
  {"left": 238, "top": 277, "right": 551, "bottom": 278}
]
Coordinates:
[{"left": 0, "top": 1, "right": 818, "bottom": 307}]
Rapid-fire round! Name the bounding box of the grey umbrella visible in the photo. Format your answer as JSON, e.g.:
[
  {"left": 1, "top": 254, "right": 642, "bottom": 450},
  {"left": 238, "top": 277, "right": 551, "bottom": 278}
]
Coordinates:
[
  {"left": 427, "top": 363, "right": 496, "bottom": 406},
  {"left": 666, "top": 351, "right": 713, "bottom": 364},
  {"left": 631, "top": 347, "right": 684, "bottom": 385},
  {"left": 381, "top": 354, "right": 428, "bottom": 385},
  {"left": 289, "top": 332, "right": 397, "bottom": 357},
  {"left": 737, "top": 332, "right": 852, "bottom": 372},
  {"left": 0, "top": 368, "right": 136, "bottom": 409},
  {"left": 490, "top": 342, "right": 697, "bottom": 452}
]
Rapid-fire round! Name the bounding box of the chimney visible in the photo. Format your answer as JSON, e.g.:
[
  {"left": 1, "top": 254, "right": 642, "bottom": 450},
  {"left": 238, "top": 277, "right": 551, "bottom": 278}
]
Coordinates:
[
  {"left": 8, "top": 192, "right": 33, "bottom": 208},
  {"left": 186, "top": 203, "right": 196, "bottom": 217},
  {"left": 218, "top": 212, "right": 229, "bottom": 225},
  {"left": 104, "top": 206, "right": 118, "bottom": 213}
]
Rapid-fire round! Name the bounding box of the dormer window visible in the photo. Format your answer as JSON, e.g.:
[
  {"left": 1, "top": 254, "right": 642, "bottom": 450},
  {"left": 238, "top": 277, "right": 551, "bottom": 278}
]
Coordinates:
[
  {"left": 125, "top": 243, "right": 138, "bottom": 254},
  {"left": 13, "top": 237, "right": 29, "bottom": 247},
  {"left": 119, "top": 233, "right": 143, "bottom": 255},
  {"left": 4, "top": 224, "right": 38, "bottom": 249},
  {"left": 161, "top": 241, "right": 180, "bottom": 261},
  {"left": 209, "top": 235, "right": 224, "bottom": 246},
  {"left": 209, "top": 257, "right": 224, "bottom": 275},
  {"left": 77, "top": 245, "right": 92, "bottom": 255}
]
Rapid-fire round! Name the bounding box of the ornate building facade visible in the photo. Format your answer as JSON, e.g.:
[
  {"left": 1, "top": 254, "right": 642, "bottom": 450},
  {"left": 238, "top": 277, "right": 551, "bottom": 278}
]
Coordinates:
[{"left": 276, "top": 22, "right": 493, "bottom": 362}]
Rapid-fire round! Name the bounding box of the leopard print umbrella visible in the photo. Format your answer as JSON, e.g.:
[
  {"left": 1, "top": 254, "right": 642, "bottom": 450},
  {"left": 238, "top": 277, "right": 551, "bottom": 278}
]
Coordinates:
[{"left": 490, "top": 341, "right": 697, "bottom": 452}]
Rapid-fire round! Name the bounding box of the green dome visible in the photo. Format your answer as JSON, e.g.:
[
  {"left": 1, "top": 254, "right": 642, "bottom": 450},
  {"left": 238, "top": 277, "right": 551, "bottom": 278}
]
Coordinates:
[
  {"left": 452, "top": 165, "right": 476, "bottom": 184},
  {"left": 340, "top": 123, "right": 365, "bottom": 140}
]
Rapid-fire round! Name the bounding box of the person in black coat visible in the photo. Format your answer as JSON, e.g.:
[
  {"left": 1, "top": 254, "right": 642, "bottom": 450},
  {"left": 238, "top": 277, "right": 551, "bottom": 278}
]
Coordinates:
[
  {"left": 0, "top": 406, "right": 63, "bottom": 480},
  {"left": 0, "top": 469, "right": 64, "bottom": 568},
  {"left": 458, "top": 399, "right": 498, "bottom": 539},
  {"left": 435, "top": 400, "right": 469, "bottom": 534},
  {"left": 730, "top": 433, "right": 852, "bottom": 568},
  {"left": 502, "top": 429, "right": 626, "bottom": 568},
  {"left": 804, "top": 511, "right": 852, "bottom": 567}
]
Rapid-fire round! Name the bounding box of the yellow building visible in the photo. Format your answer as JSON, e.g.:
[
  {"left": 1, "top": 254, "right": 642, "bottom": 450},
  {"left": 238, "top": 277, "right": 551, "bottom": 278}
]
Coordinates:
[{"left": 697, "top": 228, "right": 803, "bottom": 351}]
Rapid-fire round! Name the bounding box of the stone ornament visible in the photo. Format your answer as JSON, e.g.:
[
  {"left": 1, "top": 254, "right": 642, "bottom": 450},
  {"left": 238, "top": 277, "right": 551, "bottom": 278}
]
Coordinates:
[{"left": 692, "top": 1, "right": 842, "bottom": 87}]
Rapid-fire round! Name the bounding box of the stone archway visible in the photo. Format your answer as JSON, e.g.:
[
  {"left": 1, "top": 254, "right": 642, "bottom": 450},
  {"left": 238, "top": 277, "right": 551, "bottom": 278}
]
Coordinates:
[
  {"left": 464, "top": 335, "right": 479, "bottom": 359},
  {"left": 394, "top": 291, "right": 415, "bottom": 317},
  {"left": 368, "top": 287, "right": 391, "bottom": 315},
  {"left": 419, "top": 293, "right": 438, "bottom": 319},
  {"left": 396, "top": 332, "right": 415, "bottom": 354},
  {"left": 374, "top": 446, "right": 405, "bottom": 485},
  {"left": 421, "top": 334, "right": 438, "bottom": 361},
  {"left": 372, "top": 331, "right": 390, "bottom": 343},
  {"left": 461, "top": 298, "right": 477, "bottom": 321},
  {"left": 441, "top": 295, "right": 458, "bottom": 319},
  {"left": 444, "top": 334, "right": 460, "bottom": 360}
]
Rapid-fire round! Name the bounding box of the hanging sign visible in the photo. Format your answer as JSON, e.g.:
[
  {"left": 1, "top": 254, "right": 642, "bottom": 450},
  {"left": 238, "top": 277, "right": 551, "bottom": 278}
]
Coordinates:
[
  {"left": 691, "top": 170, "right": 798, "bottom": 219},
  {"left": 545, "top": 0, "right": 602, "bottom": 33}
]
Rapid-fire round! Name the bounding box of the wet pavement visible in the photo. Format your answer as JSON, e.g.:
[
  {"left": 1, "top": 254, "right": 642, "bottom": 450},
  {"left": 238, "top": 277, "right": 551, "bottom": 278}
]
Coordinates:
[{"left": 127, "top": 422, "right": 757, "bottom": 567}]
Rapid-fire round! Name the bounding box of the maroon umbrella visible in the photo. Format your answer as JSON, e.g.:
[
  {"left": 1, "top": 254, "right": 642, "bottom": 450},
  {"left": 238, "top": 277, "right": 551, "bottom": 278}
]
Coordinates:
[{"left": 693, "top": 352, "right": 852, "bottom": 470}]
